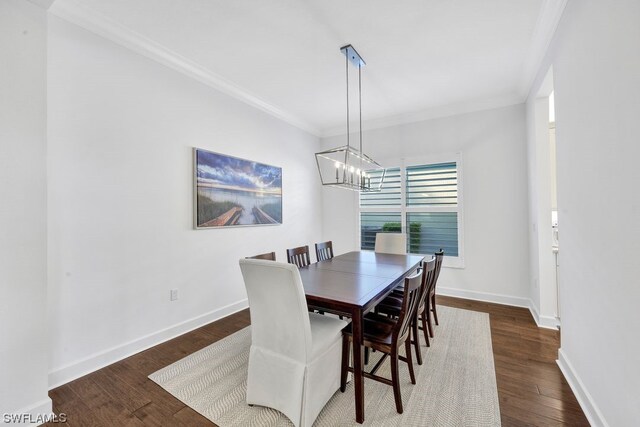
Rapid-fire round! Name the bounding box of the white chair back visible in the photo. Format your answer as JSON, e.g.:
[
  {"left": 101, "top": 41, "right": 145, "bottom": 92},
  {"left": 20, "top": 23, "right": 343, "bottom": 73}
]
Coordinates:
[
  {"left": 240, "top": 258, "right": 348, "bottom": 426},
  {"left": 374, "top": 232, "right": 407, "bottom": 255},
  {"left": 239, "top": 258, "right": 312, "bottom": 363}
]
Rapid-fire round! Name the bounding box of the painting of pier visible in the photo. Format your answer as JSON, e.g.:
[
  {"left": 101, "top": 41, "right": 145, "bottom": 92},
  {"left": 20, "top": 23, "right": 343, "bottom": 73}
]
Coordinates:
[{"left": 195, "top": 148, "right": 282, "bottom": 228}]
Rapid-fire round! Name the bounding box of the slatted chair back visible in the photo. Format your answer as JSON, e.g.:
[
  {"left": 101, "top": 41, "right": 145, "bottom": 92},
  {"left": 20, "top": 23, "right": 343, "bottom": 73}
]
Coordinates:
[
  {"left": 286, "top": 245, "right": 311, "bottom": 268},
  {"left": 427, "top": 249, "right": 446, "bottom": 329},
  {"left": 247, "top": 251, "right": 276, "bottom": 261},
  {"left": 392, "top": 271, "right": 423, "bottom": 345},
  {"left": 315, "top": 241, "right": 334, "bottom": 262},
  {"left": 417, "top": 257, "right": 437, "bottom": 312},
  {"left": 432, "top": 249, "right": 444, "bottom": 291}
]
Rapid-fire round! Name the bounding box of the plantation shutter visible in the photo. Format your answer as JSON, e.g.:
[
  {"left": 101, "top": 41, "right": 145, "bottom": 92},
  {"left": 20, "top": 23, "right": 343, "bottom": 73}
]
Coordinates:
[
  {"left": 406, "top": 162, "right": 457, "bottom": 206},
  {"left": 406, "top": 212, "right": 459, "bottom": 256},
  {"left": 360, "top": 212, "right": 402, "bottom": 250},
  {"left": 359, "top": 168, "right": 401, "bottom": 207}
]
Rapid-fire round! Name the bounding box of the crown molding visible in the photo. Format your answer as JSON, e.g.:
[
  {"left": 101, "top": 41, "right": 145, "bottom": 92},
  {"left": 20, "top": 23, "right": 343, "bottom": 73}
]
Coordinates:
[
  {"left": 518, "top": 0, "right": 568, "bottom": 99},
  {"left": 27, "top": 0, "right": 56, "bottom": 10},
  {"left": 48, "top": 0, "right": 564, "bottom": 140},
  {"left": 49, "top": 0, "right": 321, "bottom": 137},
  {"left": 320, "top": 93, "right": 523, "bottom": 138}
]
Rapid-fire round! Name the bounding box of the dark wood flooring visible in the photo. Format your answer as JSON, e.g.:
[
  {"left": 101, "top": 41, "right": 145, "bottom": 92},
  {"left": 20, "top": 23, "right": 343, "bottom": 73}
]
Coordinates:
[{"left": 46, "top": 296, "right": 588, "bottom": 426}]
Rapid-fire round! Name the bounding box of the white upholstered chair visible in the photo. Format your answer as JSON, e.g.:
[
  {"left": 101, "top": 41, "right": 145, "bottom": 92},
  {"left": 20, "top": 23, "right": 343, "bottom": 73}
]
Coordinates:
[
  {"left": 239, "top": 258, "right": 348, "bottom": 427},
  {"left": 374, "top": 232, "right": 407, "bottom": 255}
]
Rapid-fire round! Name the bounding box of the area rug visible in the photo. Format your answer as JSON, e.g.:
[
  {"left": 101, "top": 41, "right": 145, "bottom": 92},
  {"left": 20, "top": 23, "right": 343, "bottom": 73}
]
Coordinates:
[{"left": 149, "top": 306, "right": 500, "bottom": 426}]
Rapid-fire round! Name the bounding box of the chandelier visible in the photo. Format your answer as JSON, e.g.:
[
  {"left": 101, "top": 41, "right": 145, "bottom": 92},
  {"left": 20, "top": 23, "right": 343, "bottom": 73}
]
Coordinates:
[{"left": 315, "top": 45, "right": 385, "bottom": 192}]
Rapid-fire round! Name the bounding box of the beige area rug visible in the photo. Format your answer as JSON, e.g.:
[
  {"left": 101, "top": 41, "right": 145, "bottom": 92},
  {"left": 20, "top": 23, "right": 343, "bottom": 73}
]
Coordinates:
[{"left": 149, "top": 306, "right": 500, "bottom": 426}]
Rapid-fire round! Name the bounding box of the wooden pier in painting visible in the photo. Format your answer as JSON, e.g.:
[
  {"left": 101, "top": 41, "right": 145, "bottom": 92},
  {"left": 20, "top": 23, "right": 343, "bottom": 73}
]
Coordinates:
[
  {"left": 202, "top": 207, "right": 243, "bottom": 227},
  {"left": 252, "top": 207, "right": 277, "bottom": 224}
]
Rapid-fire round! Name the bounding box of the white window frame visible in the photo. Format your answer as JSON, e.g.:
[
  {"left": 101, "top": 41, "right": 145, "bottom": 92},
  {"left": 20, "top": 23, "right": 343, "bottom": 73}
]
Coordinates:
[{"left": 357, "top": 152, "right": 465, "bottom": 269}]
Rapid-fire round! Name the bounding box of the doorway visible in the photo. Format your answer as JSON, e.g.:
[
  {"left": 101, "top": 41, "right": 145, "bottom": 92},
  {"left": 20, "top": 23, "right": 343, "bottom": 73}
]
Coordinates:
[
  {"left": 549, "top": 92, "right": 560, "bottom": 323},
  {"left": 529, "top": 67, "right": 560, "bottom": 329}
]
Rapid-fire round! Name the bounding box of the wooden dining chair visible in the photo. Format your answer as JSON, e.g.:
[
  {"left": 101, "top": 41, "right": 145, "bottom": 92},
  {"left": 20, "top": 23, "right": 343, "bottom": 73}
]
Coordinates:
[
  {"left": 246, "top": 251, "right": 276, "bottom": 261},
  {"left": 286, "top": 245, "right": 311, "bottom": 268},
  {"left": 426, "top": 250, "right": 445, "bottom": 335},
  {"left": 340, "top": 271, "right": 422, "bottom": 414},
  {"left": 315, "top": 241, "right": 334, "bottom": 262},
  {"left": 312, "top": 240, "right": 343, "bottom": 318},
  {"left": 374, "top": 257, "right": 436, "bottom": 365}
]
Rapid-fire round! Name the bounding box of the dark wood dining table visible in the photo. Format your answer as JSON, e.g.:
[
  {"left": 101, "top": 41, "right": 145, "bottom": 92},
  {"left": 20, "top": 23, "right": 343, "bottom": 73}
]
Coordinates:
[{"left": 297, "top": 250, "right": 424, "bottom": 424}]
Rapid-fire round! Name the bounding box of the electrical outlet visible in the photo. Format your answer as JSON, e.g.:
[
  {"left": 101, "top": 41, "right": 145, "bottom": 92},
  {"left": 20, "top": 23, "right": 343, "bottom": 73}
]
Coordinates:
[{"left": 170, "top": 289, "right": 178, "bottom": 301}]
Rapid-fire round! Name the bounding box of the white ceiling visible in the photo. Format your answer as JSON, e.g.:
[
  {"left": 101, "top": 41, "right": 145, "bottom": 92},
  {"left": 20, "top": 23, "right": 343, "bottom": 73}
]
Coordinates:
[{"left": 51, "top": 0, "right": 561, "bottom": 136}]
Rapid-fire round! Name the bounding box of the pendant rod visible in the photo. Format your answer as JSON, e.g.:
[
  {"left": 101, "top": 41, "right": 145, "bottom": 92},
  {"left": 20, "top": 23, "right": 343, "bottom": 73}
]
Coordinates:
[
  {"left": 359, "top": 63, "right": 362, "bottom": 156},
  {"left": 359, "top": 63, "right": 364, "bottom": 189},
  {"left": 344, "top": 47, "right": 350, "bottom": 180}
]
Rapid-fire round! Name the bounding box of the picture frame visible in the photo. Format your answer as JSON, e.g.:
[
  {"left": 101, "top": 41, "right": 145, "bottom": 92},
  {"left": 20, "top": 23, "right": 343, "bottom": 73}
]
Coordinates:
[{"left": 193, "top": 148, "right": 283, "bottom": 229}]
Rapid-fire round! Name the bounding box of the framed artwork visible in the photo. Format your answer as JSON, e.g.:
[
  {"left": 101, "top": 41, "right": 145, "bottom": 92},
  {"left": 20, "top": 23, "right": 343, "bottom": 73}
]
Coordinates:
[{"left": 194, "top": 148, "right": 282, "bottom": 228}]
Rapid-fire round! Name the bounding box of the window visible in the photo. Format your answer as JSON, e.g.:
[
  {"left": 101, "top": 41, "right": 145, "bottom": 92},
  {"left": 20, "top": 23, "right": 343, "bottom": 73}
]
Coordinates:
[
  {"left": 360, "top": 212, "right": 401, "bottom": 250},
  {"left": 359, "top": 157, "right": 463, "bottom": 267},
  {"left": 359, "top": 168, "right": 401, "bottom": 251}
]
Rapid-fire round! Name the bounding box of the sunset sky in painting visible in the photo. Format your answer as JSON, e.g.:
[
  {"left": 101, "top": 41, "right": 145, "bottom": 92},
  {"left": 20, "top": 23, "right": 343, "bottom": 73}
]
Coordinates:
[{"left": 196, "top": 150, "right": 282, "bottom": 193}]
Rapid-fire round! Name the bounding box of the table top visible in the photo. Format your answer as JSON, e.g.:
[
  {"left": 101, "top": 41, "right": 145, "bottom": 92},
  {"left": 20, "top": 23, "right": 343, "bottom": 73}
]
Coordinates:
[{"left": 298, "top": 251, "right": 424, "bottom": 310}]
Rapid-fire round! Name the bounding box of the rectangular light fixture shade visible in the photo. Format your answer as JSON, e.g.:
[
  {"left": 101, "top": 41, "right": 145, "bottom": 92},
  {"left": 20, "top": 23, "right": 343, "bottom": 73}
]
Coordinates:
[{"left": 315, "top": 145, "right": 386, "bottom": 192}]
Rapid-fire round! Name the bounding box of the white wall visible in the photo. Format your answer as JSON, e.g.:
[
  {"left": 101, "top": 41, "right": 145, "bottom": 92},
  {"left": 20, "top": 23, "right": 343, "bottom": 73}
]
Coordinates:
[
  {"left": 527, "top": 1, "right": 640, "bottom": 425},
  {"left": 47, "top": 16, "right": 323, "bottom": 387},
  {"left": 322, "top": 104, "right": 531, "bottom": 305},
  {"left": 0, "top": 0, "right": 52, "bottom": 418}
]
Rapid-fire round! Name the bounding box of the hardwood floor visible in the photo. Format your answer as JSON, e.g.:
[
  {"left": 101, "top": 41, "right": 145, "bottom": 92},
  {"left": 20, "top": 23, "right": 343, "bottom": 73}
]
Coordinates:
[
  {"left": 438, "top": 296, "right": 588, "bottom": 426},
  {"left": 46, "top": 297, "right": 588, "bottom": 426}
]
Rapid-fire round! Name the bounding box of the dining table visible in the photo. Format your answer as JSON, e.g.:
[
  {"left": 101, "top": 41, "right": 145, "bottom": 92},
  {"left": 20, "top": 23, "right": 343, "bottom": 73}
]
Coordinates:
[{"left": 297, "top": 250, "right": 424, "bottom": 424}]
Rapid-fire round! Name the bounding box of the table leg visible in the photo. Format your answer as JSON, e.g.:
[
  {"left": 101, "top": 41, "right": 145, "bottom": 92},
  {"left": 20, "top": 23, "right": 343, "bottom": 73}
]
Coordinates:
[{"left": 351, "top": 308, "right": 365, "bottom": 423}]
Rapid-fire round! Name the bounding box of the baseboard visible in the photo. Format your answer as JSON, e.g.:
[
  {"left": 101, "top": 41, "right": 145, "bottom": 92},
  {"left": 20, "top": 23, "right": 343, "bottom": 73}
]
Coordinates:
[
  {"left": 438, "top": 286, "right": 562, "bottom": 331},
  {"left": 438, "top": 286, "right": 531, "bottom": 308},
  {"left": 48, "top": 299, "right": 248, "bottom": 389},
  {"left": 4, "top": 397, "right": 53, "bottom": 425},
  {"left": 557, "top": 348, "right": 609, "bottom": 427},
  {"left": 528, "top": 301, "right": 560, "bottom": 330}
]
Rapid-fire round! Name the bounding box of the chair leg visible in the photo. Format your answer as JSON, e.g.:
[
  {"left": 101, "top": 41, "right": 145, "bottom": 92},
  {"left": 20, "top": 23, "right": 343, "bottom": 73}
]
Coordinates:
[
  {"left": 364, "top": 347, "right": 370, "bottom": 365},
  {"left": 340, "top": 335, "right": 349, "bottom": 392},
  {"left": 405, "top": 340, "right": 416, "bottom": 385},
  {"left": 421, "top": 312, "right": 430, "bottom": 347},
  {"left": 411, "top": 313, "right": 422, "bottom": 365},
  {"left": 426, "top": 303, "right": 434, "bottom": 338},
  {"left": 432, "top": 294, "right": 439, "bottom": 325},
  {"left": 428, "top": 314, "right": 434, "bottom": 338},
  {"left": 390, "top": 349, "right": 403, "bottom": 414}
]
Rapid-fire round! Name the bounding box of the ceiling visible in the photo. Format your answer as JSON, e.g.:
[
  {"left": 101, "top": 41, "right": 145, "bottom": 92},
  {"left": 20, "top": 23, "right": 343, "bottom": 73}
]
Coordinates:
[{"left": 51, "top": 0, "right": 562, "bottom": 136}]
